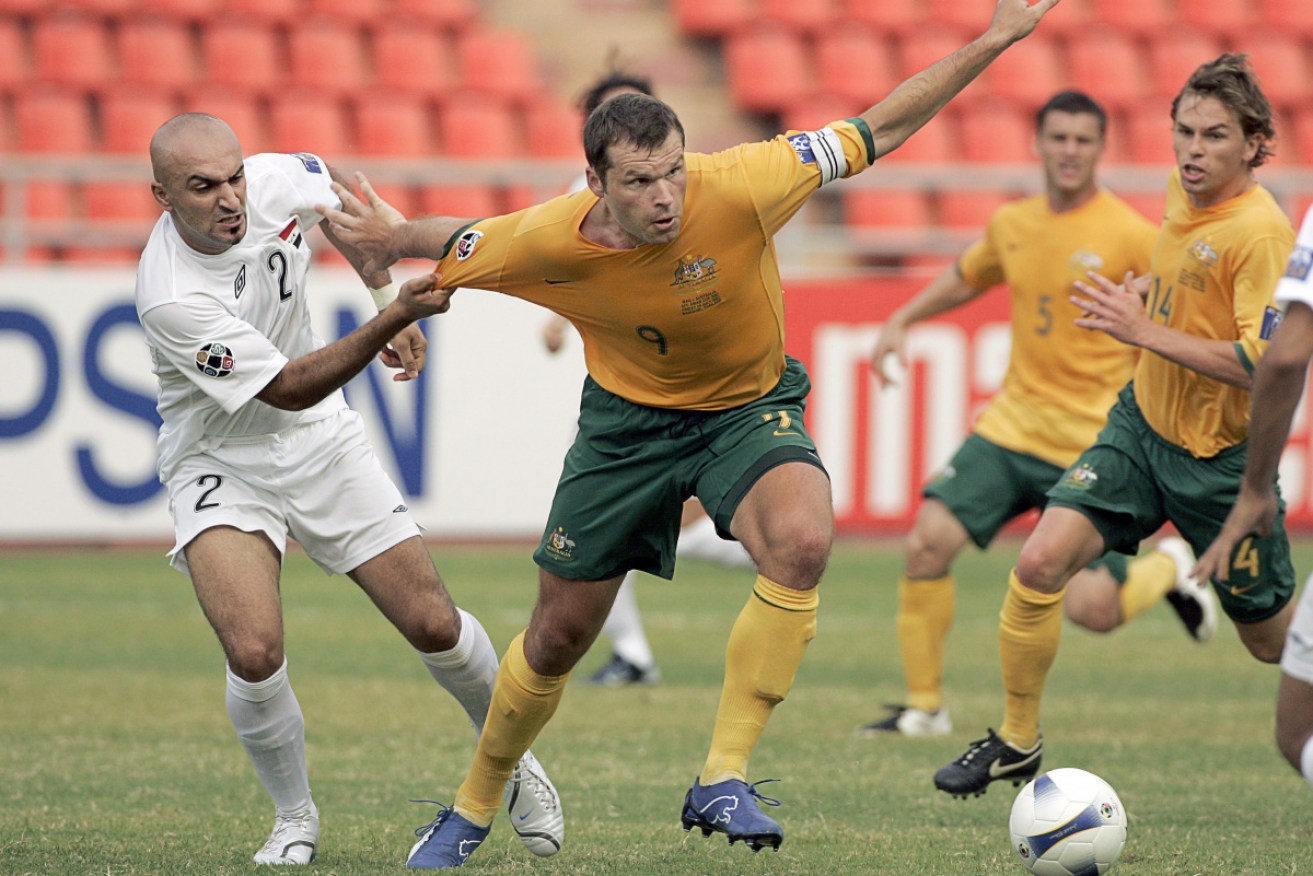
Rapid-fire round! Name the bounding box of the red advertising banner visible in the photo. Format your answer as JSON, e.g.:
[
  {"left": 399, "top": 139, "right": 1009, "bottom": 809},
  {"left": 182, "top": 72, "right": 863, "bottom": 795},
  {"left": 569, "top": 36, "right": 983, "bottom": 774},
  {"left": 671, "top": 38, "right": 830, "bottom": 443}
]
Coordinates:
[{"left": 784, "top": 275, "right": 1313, "bottom": 535}]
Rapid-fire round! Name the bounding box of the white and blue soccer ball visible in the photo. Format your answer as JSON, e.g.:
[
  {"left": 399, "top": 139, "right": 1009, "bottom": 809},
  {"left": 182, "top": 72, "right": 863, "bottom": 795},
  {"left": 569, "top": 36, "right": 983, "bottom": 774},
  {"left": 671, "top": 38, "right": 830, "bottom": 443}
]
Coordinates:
[{"left": 1009, "top": 768, "right": 1126, "bottom": 876}]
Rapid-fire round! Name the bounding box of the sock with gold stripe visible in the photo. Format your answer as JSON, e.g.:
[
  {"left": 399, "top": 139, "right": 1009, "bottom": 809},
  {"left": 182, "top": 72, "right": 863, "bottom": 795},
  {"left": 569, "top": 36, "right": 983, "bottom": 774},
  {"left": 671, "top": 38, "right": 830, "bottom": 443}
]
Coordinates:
[
  {"left": 896, "top": 574, "right": 954, "bottom": 714},
  {"left": 701, "top": 575, "right": 818, "bottom": 784},
  {"left": 998, "top": 569, "right": 1063, "bottom": 750},
  {"left": 453, "top": 632, "right": 569, "bottom": 826}
]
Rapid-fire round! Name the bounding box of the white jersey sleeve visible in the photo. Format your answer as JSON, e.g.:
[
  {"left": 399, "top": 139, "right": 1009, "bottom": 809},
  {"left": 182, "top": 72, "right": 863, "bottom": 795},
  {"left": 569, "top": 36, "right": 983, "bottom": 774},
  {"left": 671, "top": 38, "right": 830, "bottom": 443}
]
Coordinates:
[
  {"left": 139, "top": 295, "right": 288, "bottom": 415},
  {"left": 1276, "top": 205, "right": 1313, "bottom": 308}
]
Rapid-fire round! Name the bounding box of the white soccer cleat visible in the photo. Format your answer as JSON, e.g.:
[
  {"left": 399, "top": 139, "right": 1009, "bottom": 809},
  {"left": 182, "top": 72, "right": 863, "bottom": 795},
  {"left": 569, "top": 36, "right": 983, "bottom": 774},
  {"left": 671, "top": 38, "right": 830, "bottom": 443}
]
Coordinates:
[
  {"left": 503, "top": 751, "right": 564, "bottom": 857},
  {"left": 1157, "top": 536, "right": 1218, "bottom": 643},
  {"left": 857, "top": 704, "right": 952, "bottom": 738},
  {"left": 254, "top": 803, "right": 319, "bottom": 865}
]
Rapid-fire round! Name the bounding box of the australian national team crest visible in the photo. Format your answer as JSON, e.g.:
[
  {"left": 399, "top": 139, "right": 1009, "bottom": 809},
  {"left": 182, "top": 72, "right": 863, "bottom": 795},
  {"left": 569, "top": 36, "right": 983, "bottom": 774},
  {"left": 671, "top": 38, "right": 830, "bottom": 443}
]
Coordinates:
[
  {"left": 544, "top": 526, "right": 576, "bottom": 562},
  {"left": 1061, "top": 463, "right": 1098, "bottom": 491},
  {"left": 195, "top": 342, "right": 235, "bottom": 378},
  {"left": 672, "top": 253, "right": 718, "bottom": 289}
]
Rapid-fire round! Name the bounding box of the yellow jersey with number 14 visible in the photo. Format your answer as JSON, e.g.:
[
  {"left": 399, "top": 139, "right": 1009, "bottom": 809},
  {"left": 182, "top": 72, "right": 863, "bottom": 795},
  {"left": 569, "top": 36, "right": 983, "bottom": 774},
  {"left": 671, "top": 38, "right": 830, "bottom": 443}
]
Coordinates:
[
  {"left": 1134, "top": 169, "right": 1294, "bottom": 457},
  {"left": 432, "top": 119, "right": 876, "bottom": 411},
  {"left": 961, "top": 189, "right": 1156, "bottom": 467}
]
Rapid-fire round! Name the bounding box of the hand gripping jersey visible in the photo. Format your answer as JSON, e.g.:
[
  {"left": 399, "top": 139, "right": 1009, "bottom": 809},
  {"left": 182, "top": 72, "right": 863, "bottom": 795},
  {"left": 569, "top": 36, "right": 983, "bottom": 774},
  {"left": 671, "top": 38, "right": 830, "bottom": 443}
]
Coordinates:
[
  {"left": 1134, "top": 169, "right": 1295, "bottom": 457},
  {"left": 1275, "top": 205, "right": 1313, "bottom": 311},
  {"left": 960, "top": 189, "right": 1157, "bottom": 467},
  {"left": 135, "top": 152, "right": 345, "bottom": 481},
  {"left": 431, "top": 120, "right": 876, "bottom": 410}
]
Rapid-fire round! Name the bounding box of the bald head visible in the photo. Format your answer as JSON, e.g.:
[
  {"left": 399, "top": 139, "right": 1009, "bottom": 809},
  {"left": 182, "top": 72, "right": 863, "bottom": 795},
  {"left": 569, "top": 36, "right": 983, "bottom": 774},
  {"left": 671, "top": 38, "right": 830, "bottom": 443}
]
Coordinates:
[{"left": 149, "top": 113, "right": 249, "bottom": 254}]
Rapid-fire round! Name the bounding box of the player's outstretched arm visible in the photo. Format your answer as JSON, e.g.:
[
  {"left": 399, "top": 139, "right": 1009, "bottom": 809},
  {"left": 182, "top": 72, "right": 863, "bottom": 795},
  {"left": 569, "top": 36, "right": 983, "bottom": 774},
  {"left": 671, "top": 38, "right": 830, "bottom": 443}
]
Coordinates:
[
  {"left": 870, "top": 262, "right": 982, "bottom": 386},
  {"left": 1194, "top": 301, "right": 1313, "bottom": 582},
  {"left": 860, "top": 0, "right": 1059, "bottom": 159},
  {"left": 316, "top": 172, "right": 471, "bottom": 274},
  {"left": 257, "top": 273, "right": 453, "bottom": 409}
]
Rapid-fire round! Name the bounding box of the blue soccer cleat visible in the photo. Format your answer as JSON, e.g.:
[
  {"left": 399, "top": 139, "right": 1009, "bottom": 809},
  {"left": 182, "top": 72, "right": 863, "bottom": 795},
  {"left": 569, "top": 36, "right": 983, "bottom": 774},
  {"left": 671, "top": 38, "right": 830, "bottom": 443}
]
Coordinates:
[
  {"left": 406, "top": 803, "right": 491, "bottom": 870},
  {"left": 680, "top": 777, "right": 784, "bottom": 852}
]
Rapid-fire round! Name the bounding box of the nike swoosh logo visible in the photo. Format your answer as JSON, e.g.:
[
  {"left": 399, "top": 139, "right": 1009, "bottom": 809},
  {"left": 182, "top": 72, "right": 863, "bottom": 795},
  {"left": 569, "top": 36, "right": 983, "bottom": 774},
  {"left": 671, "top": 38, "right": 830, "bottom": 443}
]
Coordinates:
[
  {"left": 773, "top": 430, "right": 799, "bottom": 437},
  {"left": 517, "top": 813, "right": 530, "bottom": 821},
  {"left": 1230, "top": 584, "right": 1257, "bottom": 596}
]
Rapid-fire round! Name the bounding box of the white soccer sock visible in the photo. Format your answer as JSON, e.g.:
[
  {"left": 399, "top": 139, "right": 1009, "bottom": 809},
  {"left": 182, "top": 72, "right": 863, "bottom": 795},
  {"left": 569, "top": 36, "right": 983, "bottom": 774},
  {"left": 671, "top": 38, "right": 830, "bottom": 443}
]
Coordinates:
[
  {"left": 602, "top": 573, "right": 655, "bottom": 670},
  {"left": 1300, "top": 735, "right": 1313, "bottom": 791},
  {"left": 677, "top": 515, "right": 754, "bottom": 569},
  {"left": 418, "top": 608, "right": 499, "bottom": 737},
  {"left": 226, "top": 659, "right": 312, "bottom": 816}
]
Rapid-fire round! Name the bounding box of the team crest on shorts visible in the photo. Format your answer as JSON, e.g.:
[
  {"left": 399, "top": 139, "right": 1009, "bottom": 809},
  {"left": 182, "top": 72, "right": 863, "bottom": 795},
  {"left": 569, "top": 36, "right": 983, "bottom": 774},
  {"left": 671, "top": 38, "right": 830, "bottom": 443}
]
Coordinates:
[
  {"left": 1061, "top": 463, "right": 1098, "bottom": 491},
  {"left": 544, "top": 526, "right": 576, "bottom": 562},
  {"left": 195, "top": 342, "right": 235, "bottom": 377}
]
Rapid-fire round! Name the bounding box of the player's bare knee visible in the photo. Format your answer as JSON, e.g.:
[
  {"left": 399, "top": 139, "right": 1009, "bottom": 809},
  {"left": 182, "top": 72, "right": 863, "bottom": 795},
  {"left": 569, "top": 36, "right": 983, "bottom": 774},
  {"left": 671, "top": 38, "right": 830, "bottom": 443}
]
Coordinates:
[
  {"left": 1244, "top": 637, "right": 1284, "bottom": 664},
  {"left": 226, "top": 641, "right": 285, "bottom": 682},
  {"left": 904, "top": 529, "right": 954, "bottom": 578},
  {"left": 1015, "top": 545, "right": 1069, "bottom": 594},
  {"left": 1067, "top": 603, "right": 1119, "bottom": 634}
]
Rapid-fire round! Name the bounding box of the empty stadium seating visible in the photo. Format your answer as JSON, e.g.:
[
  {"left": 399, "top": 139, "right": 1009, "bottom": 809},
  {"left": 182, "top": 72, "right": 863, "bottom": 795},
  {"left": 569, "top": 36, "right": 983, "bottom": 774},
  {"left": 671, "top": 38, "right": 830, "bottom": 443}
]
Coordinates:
[
  {"left": 99, "top": 90, "right": 178, "bottom": 154},
  {"left": 117, "top": 17, "right": 198, "bottom": 89},
  {"left": 725, "top": 25, "right": 810, "bottom": 114}
]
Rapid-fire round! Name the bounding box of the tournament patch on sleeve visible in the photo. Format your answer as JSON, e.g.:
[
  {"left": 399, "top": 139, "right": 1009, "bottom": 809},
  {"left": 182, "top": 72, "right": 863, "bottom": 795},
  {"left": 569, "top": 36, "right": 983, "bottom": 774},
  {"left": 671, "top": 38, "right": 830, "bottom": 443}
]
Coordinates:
[
  {"left": 785, "top": 128, "right": 847, "bottom": 187},
  {"left": 1284, "top": 244, "right": 1312, "bottom": 281},
  {"left": 1261, "top": 305, "right": 1284, "bottom": 340}
]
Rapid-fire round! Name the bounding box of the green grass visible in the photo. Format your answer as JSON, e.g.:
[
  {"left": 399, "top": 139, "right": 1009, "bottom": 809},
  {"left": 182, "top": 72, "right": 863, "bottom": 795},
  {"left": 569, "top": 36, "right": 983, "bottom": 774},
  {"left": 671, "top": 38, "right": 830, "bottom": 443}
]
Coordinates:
[{"left": 3, "top": 540, "right": 1312, "bottom": 875}]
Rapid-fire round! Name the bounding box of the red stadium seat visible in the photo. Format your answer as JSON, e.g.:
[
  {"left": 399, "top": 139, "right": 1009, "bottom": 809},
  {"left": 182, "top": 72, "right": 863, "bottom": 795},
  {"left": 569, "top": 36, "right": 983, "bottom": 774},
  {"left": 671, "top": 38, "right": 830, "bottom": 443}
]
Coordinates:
[
  {"left": 839, "top": 0, "right": 926, "bottom": 36},
  {"left": 843, "top": 187, "right": 932, "bottom": 229},
  {"left": 1065, "top": 27, "right": 1150, "bottom": 111},
  {"left": 724, "top": 25, "right": 810, "bottom": 114},
  {"left": 352, "top": 92, "right": 435, "bottom": 157},
  {"left": 60, "top": 0, "right": 140, "bottom": 21},
  {"left": 117, "top": 18, "right": 198, "bottom": 89},
  {"left": 268, "top": 91, "right": 353, "bottom": 156},
  {"left": 435, "top": 99, "right": 521, "bottom": 158},
  {"left": 1144, "top": 26, "right": 1223, "bottom": 100},
  {"left": 201, "top": 22, "right": 283, "bottom": 95},
  {"left": 673, "top": 0, "right": 755, "bottom": 38},
  {"left": 287, "top": 20, "right": 370, "bottom": 98},
  {"left": 1258, "top": 0, "right": 1313, "bottom": 36},
  {"left": 982, "top": 32, "right": 1068, "bottom": 111},
  {"left": 929, "top": 0, "right": 994, "bottom": 32},
  {"left": 1178, "top": 0, "right": 1258, "bottom": 40},
  {"left": 760, "top": 0, "right": 837, "bottom": 35},
  {"left": 370, "top": 23, "right": 456, "bottom": 96},
  {"left": 1030, "top": 0, "right": 1093, "bottom": 36},
  {"left": 218, "top": 0, "right": 304, "bottom": 24},
  {"left": 138, "top": 0, "right": 219, "bottom": 21},
  {"left": 523, "top": 98, "right": 584, "bottom": 159},
  {"left": 957, "top": 100, "right": 1034, "bottom": 163},
  {"left": 1291, "top": 109, "right": 1313, "bottom": 164},
  {"left": 391, "top": 0, "right": 477, "bottom": 31},
  {"left": 305, "top": 0, "right": 388, "bottom": 26},
  {"left": 180, "top": 87, "right": 270, "bottom": 153},
  {"left": 897, "top": 24, "right": 987, "bottom": 104},
  {"left": 99, "top": 90, "right": 179, "bottom": 154},
  {"left": 31, "top": 15, "right": 114, "bottom": 91},
  {"left": 2, "top": 180, "right": 76, "bottom": 220},
  {"left": 779, "top": 94, "right": 865, "bottom": 135},
  {"left": 878, "top": 113, "right": 960, "bottom": 163},
  {"left": 814, "top": 26, "right": 898, "bottom": 110},
  {"left": 456, "top": 28, "right": 541, "bottom": 104},
  {"left": 936, "top": 189, "right": 1013, "bottom": 228},
  {"left": 1089, "top": 0, "right": 1174, "bottom": 36},
  {"left": 1122, "top": 104, "right": 1176, "bottom": 165},
  {"left": 418, "top": 184, "right": 500, "bottom": 219},
  {"left": 0, "top": 19, "right": 29, "bottom": 93},
  {"left": 82, "top": 180, "right": 159, "bottom": 222},
  {"left": 1245, "top": 29, "right": 1311, "bottom": 110},
  {"left": 14, "top": 89, "right": 94, "bottom": 153}
]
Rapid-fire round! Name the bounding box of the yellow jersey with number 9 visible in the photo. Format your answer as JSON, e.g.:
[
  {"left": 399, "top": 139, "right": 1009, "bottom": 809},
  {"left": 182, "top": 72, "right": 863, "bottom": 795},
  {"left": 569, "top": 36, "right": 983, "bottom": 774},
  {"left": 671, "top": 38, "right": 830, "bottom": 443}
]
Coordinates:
[
  {"left": 1134, "top": 169, "right": 1294, "bottom": 457},
  {"left": 431, "top": 119, "right": 876, "bottom": 410},
  {"left": 960, "top": 190, "right": 1157, "bottom": 467}
]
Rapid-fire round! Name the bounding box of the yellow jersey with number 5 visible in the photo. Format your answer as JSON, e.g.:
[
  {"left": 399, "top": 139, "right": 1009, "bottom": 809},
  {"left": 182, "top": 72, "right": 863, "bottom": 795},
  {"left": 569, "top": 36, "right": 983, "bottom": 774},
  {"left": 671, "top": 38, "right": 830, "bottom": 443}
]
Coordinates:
[
  {"left": 960, "top": 190, "right": 1156, "bottom": 467},
  {"left": 1134, "top": 169, "right": 1294, "bottom": 457},
  {"left": 432, "top": 119, "right": 875, "bottom": 410}
]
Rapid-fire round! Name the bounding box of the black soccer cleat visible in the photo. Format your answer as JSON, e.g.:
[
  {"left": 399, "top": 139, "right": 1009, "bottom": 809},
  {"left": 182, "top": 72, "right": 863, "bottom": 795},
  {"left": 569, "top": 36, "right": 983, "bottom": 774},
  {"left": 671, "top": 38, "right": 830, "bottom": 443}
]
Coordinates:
[{"left": 934, "top": 728, "right": 1042, "bottom": 799}]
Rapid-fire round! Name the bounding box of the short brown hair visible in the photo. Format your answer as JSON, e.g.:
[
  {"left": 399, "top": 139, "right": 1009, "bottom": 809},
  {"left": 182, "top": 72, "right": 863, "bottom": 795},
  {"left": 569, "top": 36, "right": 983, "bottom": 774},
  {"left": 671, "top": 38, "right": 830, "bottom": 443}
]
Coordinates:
[
  {"left": 583, "top": 93, "right": 684, "bottom": 183},
  {"left": 1172, "top": 53, "right": 1275, "bottom": 168}
]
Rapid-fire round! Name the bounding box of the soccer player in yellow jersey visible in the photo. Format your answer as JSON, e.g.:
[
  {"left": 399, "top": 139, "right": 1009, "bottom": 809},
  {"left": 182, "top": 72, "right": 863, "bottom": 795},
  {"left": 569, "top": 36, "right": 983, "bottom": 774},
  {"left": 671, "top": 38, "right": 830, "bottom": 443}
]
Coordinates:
[
  {"left": 320, "top": 0, "right": 1060, "bottom": 865},
  {"left": 860, "top": 91, "right": 1218, "bottom": 741},
  {"left": 936, "top": 54, "right": 1298, "bottom": 799}
]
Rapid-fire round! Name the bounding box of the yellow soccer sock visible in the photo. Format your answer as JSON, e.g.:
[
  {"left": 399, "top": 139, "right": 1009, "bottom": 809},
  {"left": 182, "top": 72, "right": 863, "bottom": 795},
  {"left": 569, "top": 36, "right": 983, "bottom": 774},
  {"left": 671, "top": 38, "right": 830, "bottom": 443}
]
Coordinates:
[
  {"left": 453, "top": 632, "right": 569, "bottom": 826},
  {"left": 998, "top": 570, "right": 1064, "bottom": 750},
  {"left": 701, "top": 575, "right": 818, "bottom": 785},
  {"left": 896, "top": 574, "right": 955, "bottom": 714},
  {"left": 1118, "top": 549, "right": 1177, "bottom": 622}
]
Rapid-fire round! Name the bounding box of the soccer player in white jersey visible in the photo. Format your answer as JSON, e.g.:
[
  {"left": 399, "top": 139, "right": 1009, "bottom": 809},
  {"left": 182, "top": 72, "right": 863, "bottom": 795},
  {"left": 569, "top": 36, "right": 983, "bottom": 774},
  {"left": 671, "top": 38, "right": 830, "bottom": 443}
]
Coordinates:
[
  {"left": 133, "top": 113, "right": 564, "bottom": 866},
  {"left": 1195, "top": 203, "right": 1313, "bottom": 794}
]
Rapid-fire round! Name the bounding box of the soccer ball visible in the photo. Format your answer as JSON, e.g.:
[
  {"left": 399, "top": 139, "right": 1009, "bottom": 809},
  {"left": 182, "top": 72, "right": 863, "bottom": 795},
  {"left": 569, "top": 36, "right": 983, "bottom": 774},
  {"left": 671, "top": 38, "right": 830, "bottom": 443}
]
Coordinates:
[{"left": 1009, "top": 768, "right": 1126, "bottom": 876}]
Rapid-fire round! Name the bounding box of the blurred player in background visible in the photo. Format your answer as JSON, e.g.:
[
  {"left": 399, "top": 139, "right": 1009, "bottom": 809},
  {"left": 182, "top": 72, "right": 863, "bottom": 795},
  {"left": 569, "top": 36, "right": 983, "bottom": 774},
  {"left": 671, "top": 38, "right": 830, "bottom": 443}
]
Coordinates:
[
  {"left": 321, "top": 0, "right": 1061, "bottom": 866},
  {"left": 860, "top": 90, "right": 1216, "bottom": 740},
  {"left": 134, "top": 114, "right": 563, "bottom": 866},
  {"left": 1194, "top": 203, "right": 1313, "bottom": 795},
  {"left": 936, "top": 54, "right": 1297, "bottom": 799},
  {"left": 543, "top": 61, "right": 754, "bottom": 688}
]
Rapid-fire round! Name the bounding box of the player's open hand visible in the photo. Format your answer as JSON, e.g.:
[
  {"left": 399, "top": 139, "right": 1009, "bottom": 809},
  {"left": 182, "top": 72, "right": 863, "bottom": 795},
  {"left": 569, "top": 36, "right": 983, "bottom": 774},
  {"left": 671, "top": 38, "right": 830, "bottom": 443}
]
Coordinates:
[
  {"left": 1192, "top": 486, "right": 1280, "bottom": 583},
  {"left": 1071, "top": 270, "right": 1152, "bottom": 346},
  {"left": 316, "top": 172, "right": 405, "bottom": 274}
]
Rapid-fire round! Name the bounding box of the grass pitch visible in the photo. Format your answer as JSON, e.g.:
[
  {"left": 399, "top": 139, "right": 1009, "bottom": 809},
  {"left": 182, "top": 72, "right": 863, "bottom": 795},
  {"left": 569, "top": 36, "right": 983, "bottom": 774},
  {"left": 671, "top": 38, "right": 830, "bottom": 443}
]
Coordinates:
[{"left": 2, "top": 539, "right": 1310, "bottom": 875}]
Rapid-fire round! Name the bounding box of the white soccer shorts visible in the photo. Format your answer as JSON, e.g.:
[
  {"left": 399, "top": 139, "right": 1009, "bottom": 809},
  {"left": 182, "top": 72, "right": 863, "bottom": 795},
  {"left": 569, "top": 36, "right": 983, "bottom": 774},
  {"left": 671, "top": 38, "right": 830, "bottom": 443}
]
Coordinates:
[{"left": 1280, "top": 572, "right": 1313, "bottom": 685}]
